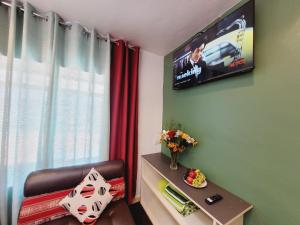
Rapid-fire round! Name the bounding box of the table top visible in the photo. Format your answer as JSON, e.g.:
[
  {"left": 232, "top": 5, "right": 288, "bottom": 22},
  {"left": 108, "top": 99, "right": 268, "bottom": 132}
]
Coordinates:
[{"left": 142, "top": 153, "right": 253, "bottom": 225}]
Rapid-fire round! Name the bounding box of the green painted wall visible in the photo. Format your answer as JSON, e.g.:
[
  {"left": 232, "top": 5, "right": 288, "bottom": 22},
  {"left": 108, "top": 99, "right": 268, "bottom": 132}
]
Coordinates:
[{"left": 162, "top": 1, "right": 300, "bottom": 225}]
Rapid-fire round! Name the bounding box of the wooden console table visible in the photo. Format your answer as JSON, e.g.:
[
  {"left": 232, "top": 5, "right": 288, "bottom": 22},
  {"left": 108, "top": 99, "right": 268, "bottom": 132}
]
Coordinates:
[{"left": 141, "top": 153, "right": 253, "bottom": 225}]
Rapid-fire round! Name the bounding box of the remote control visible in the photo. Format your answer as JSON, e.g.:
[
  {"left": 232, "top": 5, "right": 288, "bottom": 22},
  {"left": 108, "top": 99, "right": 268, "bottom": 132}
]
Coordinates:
[{"left": 205, "top": 194, "right": 223, "bottom": 205}]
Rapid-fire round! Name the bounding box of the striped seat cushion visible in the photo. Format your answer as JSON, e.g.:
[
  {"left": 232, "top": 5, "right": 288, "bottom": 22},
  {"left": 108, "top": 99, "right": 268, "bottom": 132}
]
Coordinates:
[{"left": 18, "top": 189, "right": 72, "bottom": 225}]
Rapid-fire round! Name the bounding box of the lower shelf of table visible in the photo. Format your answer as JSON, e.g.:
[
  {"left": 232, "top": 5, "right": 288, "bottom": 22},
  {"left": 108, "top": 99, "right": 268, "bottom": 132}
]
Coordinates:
[{"left": 141, "top": 176, "right": 214, "bottom": 225}]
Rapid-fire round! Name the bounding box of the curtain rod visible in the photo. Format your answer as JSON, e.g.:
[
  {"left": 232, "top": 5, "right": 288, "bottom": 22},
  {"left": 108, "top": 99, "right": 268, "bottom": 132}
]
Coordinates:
[{"left": 0, "top": 0, "right": 136, "bottom": 50}]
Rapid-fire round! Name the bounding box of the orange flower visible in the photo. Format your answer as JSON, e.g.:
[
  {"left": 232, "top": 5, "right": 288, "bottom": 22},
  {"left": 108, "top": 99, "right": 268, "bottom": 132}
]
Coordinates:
[
  {"left": 167, "top": 142, "right": 176, "bottom": 149},
  {"left": 181, "top": 133, "right": 189, "bottom": 140}
]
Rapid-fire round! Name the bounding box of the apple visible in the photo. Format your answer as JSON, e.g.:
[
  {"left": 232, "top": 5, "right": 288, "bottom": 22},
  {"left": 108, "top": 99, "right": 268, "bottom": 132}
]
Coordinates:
[
  {"left": 188, "top": 170, "right": 197, "bottom": 179},
  {"left": 186, "top": 176, "right": 193, "bottom": 184}
]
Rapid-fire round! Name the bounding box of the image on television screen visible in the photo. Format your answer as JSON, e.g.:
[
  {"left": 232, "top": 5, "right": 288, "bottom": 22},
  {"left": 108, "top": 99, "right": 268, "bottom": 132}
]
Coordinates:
[{"left": 173, "top": 0, "right": 254, "bottom": 89}]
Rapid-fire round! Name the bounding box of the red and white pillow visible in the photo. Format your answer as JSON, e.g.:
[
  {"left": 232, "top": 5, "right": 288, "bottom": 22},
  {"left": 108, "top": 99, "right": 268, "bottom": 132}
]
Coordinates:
[
  {"left": 107, "top": 177, "right": 125, "bottom": 202},
  {"left": 59, "top": 168, "right": 113, "bottom": 224},
  {"left": 18, "top": 188, "right": 72, "bottom": 225}
]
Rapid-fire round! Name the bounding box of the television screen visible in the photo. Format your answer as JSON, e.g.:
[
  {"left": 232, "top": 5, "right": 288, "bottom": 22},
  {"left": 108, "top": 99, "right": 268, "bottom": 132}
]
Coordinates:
[{"left": 173, "top": 0, "right": 254, "bottom": 89}]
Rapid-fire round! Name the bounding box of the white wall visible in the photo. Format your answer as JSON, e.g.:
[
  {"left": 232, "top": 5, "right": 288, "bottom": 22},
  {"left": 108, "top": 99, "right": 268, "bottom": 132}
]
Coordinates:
[{"left": 136, "top": 49, "right": 164, "bottom": 199}]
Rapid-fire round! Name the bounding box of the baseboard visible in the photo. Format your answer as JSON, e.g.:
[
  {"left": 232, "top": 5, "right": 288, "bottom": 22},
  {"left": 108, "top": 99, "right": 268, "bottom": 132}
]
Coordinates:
[{"left": 131, "top": 196, "right": 141, "bottom": 205}]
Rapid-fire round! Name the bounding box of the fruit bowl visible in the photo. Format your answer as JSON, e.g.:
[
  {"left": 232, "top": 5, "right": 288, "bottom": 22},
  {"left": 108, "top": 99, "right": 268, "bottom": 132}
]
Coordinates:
[{"left": 184, "top": 168, "right": 207, "bottom": 189}]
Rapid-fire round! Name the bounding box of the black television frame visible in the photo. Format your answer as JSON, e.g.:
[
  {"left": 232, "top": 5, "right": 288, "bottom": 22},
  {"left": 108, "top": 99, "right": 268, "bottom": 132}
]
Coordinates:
[{"left": 172, "top": 0, "right": 255, "bottom": 90}]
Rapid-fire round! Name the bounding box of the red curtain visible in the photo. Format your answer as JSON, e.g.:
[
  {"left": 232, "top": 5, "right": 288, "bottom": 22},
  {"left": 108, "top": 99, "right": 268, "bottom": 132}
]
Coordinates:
[{"left": 109, "top": 40, "right": 139, "bottom": 204}]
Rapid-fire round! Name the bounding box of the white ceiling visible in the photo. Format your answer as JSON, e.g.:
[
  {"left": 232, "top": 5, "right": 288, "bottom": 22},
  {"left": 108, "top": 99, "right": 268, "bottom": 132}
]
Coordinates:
[{"left": 23, "top": 0, "right": 240, "bottom": 56}]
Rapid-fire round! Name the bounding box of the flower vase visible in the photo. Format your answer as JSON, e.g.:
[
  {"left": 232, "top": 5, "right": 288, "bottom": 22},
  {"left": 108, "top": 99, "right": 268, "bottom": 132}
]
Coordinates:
[{"left": 170, "top": 150, "right": 178, "bottom": 170}]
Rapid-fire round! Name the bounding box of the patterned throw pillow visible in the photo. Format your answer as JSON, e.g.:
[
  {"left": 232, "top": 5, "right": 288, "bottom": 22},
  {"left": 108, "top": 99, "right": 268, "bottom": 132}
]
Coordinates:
[
  {"left": 59, "top": 168, "right": 113, "bottom": 224},
  {"left": 18, "top": 188, "right": 72, "bottom": 225}
]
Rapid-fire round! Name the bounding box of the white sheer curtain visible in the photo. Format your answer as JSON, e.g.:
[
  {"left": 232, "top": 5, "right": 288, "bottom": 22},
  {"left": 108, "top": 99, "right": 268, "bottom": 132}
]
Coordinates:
[{"left": 0, "top": 1, "right": 111, "bottom": 224}]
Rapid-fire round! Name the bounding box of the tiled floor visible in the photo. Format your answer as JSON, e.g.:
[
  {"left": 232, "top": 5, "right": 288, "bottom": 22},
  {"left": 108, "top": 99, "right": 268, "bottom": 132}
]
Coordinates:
[{"left": 129, "top": 203, "right": 152, "bottom": 225}]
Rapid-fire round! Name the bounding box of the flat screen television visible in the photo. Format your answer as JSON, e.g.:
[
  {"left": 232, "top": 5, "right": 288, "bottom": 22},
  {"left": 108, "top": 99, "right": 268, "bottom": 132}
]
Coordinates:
[{"left": 173, "top": 0, "right": 254, "bottom": 89}]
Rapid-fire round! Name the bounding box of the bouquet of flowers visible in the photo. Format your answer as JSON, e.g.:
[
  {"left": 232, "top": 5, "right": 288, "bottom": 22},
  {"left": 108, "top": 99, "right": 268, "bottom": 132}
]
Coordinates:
[
  {"left": 161, "top": 128, "right": 198, "bottom": 170},
  {"left": 160, "top": 129, "right": 198, "bottom": 153}
]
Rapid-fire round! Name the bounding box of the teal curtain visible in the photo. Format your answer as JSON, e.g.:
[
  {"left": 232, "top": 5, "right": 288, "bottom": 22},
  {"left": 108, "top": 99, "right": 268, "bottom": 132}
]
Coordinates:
[{"left": 0, "top": 1, "right": 111, "bottom": 224}]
